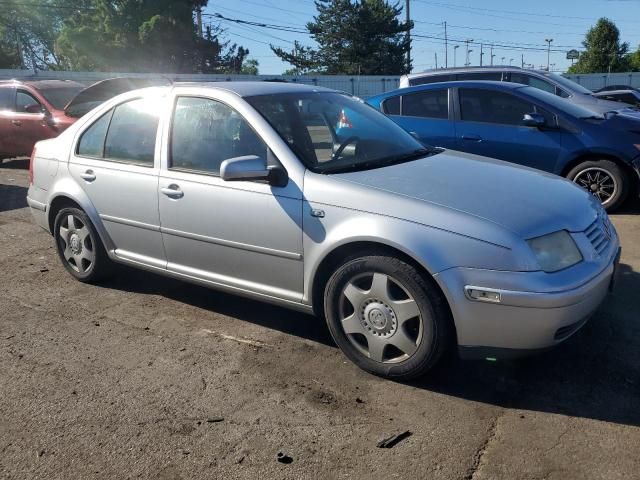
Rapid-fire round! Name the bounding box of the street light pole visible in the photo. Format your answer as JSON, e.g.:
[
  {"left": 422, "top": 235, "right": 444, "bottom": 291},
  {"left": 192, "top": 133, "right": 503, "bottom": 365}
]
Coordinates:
[
  {"left": 465, "top": 39, "right": 473, "bottom": 66},
  {"left": 501, "top": 56, "right": 505, "bottom": 65},
  {"left": 453, "top": 45, "right": 459, "bottom": 67},
  {"left": 545, "top": 38, "right": 553, "bottom": 71},
  {"left": 509, "top": 58, "right": 513, "bottom": 66},
  {"left": 443, "top": 21, "right": 448, "bottom": 68}
]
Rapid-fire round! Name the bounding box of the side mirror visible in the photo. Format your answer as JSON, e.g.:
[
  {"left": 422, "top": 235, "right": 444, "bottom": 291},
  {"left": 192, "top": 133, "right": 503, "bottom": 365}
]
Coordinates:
[
  {"left": 522, "top": 112, "right": 545, "bottom": 127},
  {"left": 25, "top": 104, "right": 43, "bottom": 114},
  {"left": 220, "top": 155, "right": 288, "bottom": 187}
]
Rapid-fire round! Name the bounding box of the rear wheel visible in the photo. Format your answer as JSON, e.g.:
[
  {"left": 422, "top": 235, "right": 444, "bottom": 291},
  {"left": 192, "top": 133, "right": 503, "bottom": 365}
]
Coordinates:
[
  {"left": 567, "top": 160, "right": 628, "bottom": 211},
  {"left": 53, "top": 207, "right": 112, "bottom": 283},
  {"left": 324, "top": 254, "right": 452, "bottom": 380}
]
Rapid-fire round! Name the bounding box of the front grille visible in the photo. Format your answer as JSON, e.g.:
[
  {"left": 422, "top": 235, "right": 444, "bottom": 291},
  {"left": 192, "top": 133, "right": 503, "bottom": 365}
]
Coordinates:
[{"left": 584, "top": 212, "right": 613, "bottom": 256}]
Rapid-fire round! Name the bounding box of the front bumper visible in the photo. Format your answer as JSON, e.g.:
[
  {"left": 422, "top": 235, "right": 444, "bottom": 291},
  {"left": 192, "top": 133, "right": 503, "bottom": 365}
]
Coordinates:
[
  {"left": 435, "top": 246, "right": 619, "bottom": 354},
  {"left": 26, "top": 194, "right": 50, "bottom": 233}
]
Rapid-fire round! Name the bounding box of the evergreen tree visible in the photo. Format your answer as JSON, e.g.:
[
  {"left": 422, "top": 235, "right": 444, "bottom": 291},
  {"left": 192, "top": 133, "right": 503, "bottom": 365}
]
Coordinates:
[
  {"left": 272, "top": 0, "right": 411, "bottom": 75},
  {"left": 568, "top": 18, "right": 630, "bottom": 74}
]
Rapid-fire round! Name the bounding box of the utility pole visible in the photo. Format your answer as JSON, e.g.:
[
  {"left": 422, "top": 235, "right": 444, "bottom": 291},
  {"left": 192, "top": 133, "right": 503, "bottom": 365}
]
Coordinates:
[
  {"left": 406, "top": 0, "right": 411, "bottom": 73},
  {"left": 465, "top": 39, "right": 473, "bottom": 66},
  {"left": 480, "top": 43, "right": 484, "bottom": 67},
  {"left": 521, "top": 54, "right": 524, "bottom": 68},
  {"left": 435, "top": 52, "right": 438, "bottom": 69},
  {"left": 444, "top": 21, "right": 448, "bottom": 68},
  {"left": 490, "top": 45, "right": 494, "bottom": 66},
  {"left": 453, "top": 45, "right": 459, "bottom": 67},
  {"left": 545, "top": 38, "right": 553, "bottom": 71},
  {"left": 196, "top": 6, "right": 203, "bottom": 37}
]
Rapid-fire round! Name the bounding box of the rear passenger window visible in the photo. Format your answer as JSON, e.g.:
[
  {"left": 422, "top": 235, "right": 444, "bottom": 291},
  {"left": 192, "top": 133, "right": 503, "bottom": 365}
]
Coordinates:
[
  {"left": 76, "top": 98, "right": 160, "bottom": 164},
  {"left": 382, "top": 96, "right": 400, "bottom": 115},
  {"left": 0, "top": 87, "right": 14, "bottom": 110},
  {"left": 77, "top": 111, "right": 111, "bottom": 157},
  {"left": 170, "top": 97, "right": 268, "bottom": 175},
  {"left": 402, "top": 90, "right": 448, "bottom": 119},
  {"left": 459, "top": 88, "right": 534, "bottom": 125},
  {"left": 510, "top": 73, "right": 556, "bottom": 95},
  {"left": 104, "top": 98, "right": 160, "bottom": 164}
]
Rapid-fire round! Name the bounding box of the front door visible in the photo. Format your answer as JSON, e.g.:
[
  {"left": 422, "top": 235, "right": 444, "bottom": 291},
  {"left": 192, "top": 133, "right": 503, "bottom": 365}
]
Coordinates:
[
  {"left": 455, "top": 87, "right": 563, "bottom": 173},
  {"left": 68, "top": 96, "right": 166, "bottom": 267},
  {"left": 158, "top": 96, "right": 303, "bottom": 302}
]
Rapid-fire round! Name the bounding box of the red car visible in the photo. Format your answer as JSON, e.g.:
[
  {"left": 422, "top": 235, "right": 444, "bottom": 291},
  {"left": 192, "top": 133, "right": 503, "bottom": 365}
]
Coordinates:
[{"left": 0, "top": 78, "right": 169, "bottom": 161}]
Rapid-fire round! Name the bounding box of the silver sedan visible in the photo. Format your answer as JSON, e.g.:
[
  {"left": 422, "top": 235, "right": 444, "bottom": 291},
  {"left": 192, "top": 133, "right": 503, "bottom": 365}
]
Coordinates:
[{"left": 26, "top": 82, "right": 620, "bottom": 379}]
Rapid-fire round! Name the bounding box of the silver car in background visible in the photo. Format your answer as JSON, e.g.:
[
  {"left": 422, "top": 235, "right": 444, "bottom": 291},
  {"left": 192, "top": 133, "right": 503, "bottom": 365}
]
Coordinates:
[{"left": 26, "top": 82, "right": 620, "bottom": 379}]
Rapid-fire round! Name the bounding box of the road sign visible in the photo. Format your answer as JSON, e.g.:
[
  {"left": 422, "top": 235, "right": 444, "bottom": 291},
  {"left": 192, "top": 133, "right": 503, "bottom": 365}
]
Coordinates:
[{"left": 566, "top": 49, "right": 580, "bottom": 60}]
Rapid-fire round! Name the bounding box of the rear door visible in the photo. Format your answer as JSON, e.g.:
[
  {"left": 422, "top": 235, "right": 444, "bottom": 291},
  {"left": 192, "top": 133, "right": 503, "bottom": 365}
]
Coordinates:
[
  {"left": 387, "top": 88, "right": 456, "bottom": 149},
  {"left": 68, "top": 96, "right": 166, "bottom": 267},
  {"left": 454, "top": 87, "right": 563, "bottom": 173}
]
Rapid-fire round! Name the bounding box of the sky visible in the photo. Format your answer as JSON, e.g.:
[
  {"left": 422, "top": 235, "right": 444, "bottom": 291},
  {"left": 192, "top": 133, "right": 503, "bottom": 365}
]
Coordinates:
[{"left": 203, "top": 0, "right": 640, "bottom": 75}]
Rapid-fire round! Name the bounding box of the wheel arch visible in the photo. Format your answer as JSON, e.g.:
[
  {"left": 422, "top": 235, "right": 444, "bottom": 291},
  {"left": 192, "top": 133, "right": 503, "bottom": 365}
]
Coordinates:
[
  {"left": 309, "top": 240, "right": 456, "bottom": 343},
  {"left": 561, "top": 152, "right": 638, "bottom": 189}
]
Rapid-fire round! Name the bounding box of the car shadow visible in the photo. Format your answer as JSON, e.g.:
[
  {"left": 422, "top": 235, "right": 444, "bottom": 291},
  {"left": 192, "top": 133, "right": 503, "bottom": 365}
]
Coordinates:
[
  {"left": 0, "top": 158, "right": 29, "bottom": 169},
  {"left": 617, "top": 195, "right": 640, "bottom": 215},
  {"left": 0, "top": 184, "right": 28, "bottom": 212},
  {"left": 100, "top": 260, "right": 640, "bottom": 427}
]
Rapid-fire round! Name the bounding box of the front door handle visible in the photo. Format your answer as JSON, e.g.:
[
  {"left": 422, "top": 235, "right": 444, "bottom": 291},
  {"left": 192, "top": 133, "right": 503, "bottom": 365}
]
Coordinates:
[
  {"left": 11, "top": 120, "right": 22, "bottom": 126},
  {"left": 160, "top": 184, "right": 184, "bottom": 199},
  {"left": 80, "top": 169, "right": 96, "bottom": 182},
  {"left": 461, "top": 134, "right": 482, "bottom": 142}
]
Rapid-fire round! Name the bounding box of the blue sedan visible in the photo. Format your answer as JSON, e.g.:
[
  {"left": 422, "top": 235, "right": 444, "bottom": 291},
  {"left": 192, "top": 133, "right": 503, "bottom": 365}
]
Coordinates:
[{"left": 367, "top": 81, "right": 640, "bottom": 211}]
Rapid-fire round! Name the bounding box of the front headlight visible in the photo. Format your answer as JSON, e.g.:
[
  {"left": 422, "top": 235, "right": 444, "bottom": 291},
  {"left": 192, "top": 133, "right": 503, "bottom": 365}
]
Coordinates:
[{"left": 527, "top": 231, "right": 583, "bottom": 273}]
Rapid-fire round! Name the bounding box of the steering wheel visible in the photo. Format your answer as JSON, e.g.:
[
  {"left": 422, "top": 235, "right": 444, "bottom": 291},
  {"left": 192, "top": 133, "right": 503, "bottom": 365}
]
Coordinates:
[{"left": 332, "top": 136, "right": 360, "bottom": 161}]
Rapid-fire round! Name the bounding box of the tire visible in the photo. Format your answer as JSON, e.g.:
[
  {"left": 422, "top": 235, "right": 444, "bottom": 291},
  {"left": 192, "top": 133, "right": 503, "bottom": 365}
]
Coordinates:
[
  {"left": 324, "top": 254, "right": 453, "bottom": 380},
  {"left": 567, "top": 160, "right": 628, "bottom": 212},
  {"left": 53, "top": 207, "right": 112, "bottom": 283}
]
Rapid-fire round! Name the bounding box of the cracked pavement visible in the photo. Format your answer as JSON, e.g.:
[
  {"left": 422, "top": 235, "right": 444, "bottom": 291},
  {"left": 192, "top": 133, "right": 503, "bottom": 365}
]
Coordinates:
[{"left": 1, "top": 158, "right": 639, "bottom": 479}]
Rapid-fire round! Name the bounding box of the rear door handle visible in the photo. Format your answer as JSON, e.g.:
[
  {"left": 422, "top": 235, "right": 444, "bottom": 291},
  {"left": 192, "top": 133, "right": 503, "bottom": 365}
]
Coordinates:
[
  {"left": 160, "top": 184, "right": 184, "bottom": 199},
  {"left": 461, "top": 134, "right": 482, "bottom": 142},
  {"left": 11, "top": 120, "right": 22, "bottom": 126},
  {"left": 80, "top": 170, "right": 96, "bottom": 182}
]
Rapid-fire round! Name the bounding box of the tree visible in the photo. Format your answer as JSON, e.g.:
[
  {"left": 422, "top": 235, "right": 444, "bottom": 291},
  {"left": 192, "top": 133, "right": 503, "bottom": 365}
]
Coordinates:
[
  {"left": 240, "top": 58, "right": 259, "bottom": 75},
  {"left": 271, "top": 0, "right": 412, "bottom": 75},
  {"left": 568, "top": 18, "right": 630, "bottom": 74},
  {"left": 55, "top": 0, "right": 248, "bottom": 73}
]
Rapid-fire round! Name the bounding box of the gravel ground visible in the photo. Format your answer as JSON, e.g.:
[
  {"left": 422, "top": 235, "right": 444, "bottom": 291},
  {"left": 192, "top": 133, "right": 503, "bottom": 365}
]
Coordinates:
[{"left": 1, "top": 158, "right": 639, "bottom": 480}]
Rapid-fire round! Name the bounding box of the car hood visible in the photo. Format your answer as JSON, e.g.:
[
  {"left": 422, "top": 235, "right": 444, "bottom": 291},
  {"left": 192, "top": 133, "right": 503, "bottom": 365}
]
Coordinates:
[
  {"left": 314, "top": 150, "right": 599, "bottom": 240},
  {"left": 64, "top": 77, "right": 171, "bottom": 117}
]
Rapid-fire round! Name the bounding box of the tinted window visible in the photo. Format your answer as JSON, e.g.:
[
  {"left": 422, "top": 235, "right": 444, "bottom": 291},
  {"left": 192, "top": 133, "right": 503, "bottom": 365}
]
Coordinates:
[
  {"left": 456, "top": 72, "right": 503, "bottom": 81},
  {"left": 16, "top": 91, "right": 41, "bottom": 112},
  {"left": 0, "top": 87, "right": 15, "bottom": 110},
  {"left": 171, "top": 97, "right": 268, "bottom": 175},
  {"left": 104, "top": 98, "right": 160, "bottom": 164},
  {"left": 510, "top": 73, "right": 556, "bottom": 95},
  {"left": 410, "top": 74, "right": 454, "bottom": 86},
  {"left": 402, "top": 90, "right": 448, "bottom": 119},
  {"left": 460, "top": 88, "right": 534, "bottom": 125},
  {"left": 77, "top": 110, "right": 112, "bottom": 158},
  {"left": 36, "top": 86, "right": 83, "bottom": 109},
  {"left": 382, "top": 96, "right": 400, "bottom": 115}
]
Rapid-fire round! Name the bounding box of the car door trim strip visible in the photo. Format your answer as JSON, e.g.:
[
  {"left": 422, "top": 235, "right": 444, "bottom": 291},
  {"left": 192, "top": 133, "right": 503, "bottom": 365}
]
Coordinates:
[
  {"left": 100, "top": 214, "right": 161, "bottom": 232},
  {"left": 160, "top": 226, "right": 303, "bottom": 260}
]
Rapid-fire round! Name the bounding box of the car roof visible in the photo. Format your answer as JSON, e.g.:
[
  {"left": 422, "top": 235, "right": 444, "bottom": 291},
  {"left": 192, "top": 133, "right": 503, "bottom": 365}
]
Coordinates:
[
  {"left": 0, "top": 79, "right": 85, "bottom": 90},
  {"left": 594, "top": 89, "right": 639, "bottom": 95},
  {"left": 370, "top": 80, "right": 525, "bottom": 100},
  {"left": 173, "top": 81, "right": 335, "bottom": 97},
  {"left": 404, "top": 66, "right": 541, "bottom": 78}
]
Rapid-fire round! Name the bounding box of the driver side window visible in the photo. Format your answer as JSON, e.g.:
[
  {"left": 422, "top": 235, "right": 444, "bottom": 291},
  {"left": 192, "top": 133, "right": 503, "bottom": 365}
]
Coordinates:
[{"left": 170, "top": 97, "right": 268, "bottom": 175}]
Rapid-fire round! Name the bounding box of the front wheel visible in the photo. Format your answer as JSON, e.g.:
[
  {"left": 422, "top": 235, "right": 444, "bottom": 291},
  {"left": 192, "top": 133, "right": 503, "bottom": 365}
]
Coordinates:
[
  {"left": 567, "top": 160, "right": 628, "bottom": 211},
  {"left": 324, "top": 255, "right": 453, "bottom": 380}
]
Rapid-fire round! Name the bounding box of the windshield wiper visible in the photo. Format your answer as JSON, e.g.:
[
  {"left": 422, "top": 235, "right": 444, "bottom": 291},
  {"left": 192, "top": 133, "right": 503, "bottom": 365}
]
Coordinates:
[{"left": 321, "top": 147, "right": 440, "bottom": 174}]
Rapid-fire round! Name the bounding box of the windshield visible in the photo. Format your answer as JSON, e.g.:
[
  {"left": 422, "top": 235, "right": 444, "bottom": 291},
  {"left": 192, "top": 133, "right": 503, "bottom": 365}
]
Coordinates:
[
  {"left": 520, "top": 86, "right": 604, "bottom": 119},
  {"left": 246, "top": 91, "right": 435, "bottom": 173},
  {"left": 545, "top": 73, "right": 594, "bottom": 95},
  {"left": 36, "top": 85, "right": 84, "bottom": 110}
]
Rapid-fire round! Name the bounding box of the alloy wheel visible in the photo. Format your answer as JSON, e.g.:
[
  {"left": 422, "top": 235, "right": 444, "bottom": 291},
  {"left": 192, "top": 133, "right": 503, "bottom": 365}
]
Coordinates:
[
  {"left": 573, "top": 167, "right": 617, "bottom": 205},
  {"left": 338, "top": 272, "right": 423, "bottom": 364},
  {"left": 57, "top": 214, "right": 96, "bottom": 274}
]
